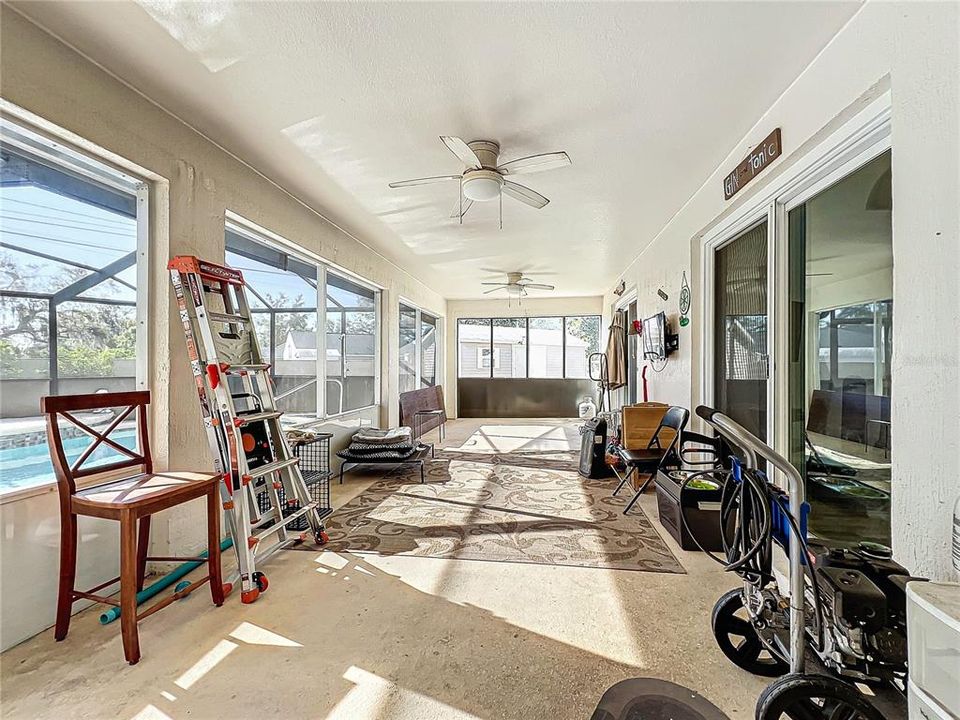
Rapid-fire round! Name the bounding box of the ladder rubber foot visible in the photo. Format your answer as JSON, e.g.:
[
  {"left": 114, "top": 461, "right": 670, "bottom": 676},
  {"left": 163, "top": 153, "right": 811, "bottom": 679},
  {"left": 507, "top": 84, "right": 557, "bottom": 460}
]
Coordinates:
[
  {"left": 253, "top": 572, "right": 269, "bottom": 593},
  {"left": 222, "top": 582, "right": 234, "bottom": 597},
  {"left": 241, "top": 588, "right": 260, "bottom": 604}
]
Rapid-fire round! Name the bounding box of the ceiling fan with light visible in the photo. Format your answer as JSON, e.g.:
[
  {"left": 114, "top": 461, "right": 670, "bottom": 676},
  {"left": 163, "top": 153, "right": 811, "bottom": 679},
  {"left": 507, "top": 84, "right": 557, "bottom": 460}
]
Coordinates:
[
  {"left": 388, "top": 136, "right": 571, "bottom": 226},
  {"left": 481, "top": 272, "right": 555, "bottom": 305}
]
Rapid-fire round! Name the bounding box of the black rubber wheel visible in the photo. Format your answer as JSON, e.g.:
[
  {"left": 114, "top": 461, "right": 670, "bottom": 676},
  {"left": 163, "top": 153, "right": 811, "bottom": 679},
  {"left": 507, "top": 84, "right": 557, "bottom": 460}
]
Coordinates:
[
  {"left": 756, "top": 673, "right": 885, "bottom": 720},
  {"left": 711, "top": 588, "right": 789, "bottom": 677}
]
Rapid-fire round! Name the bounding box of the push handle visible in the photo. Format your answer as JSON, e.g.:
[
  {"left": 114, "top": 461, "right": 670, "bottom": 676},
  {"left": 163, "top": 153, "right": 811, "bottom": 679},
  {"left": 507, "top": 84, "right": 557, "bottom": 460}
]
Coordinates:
[
  {"left": 694, "top": 404, "right": 807, "bottom": 675},
  {"left": 695, "top": 405, "right": 718, "bottom": 422}
]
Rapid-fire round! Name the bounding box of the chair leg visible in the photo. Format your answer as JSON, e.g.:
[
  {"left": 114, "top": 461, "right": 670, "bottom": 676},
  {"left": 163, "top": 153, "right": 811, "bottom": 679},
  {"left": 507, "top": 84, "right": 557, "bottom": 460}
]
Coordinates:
[
  {"left": 206, "top": 489, "right": 225, "bottom": 607},
  {"left": 623, "top": 473, "right": 654, "bottom": 515},
  {"left": 419, "top": 461, "right": 425, "bottom": 483},
  {"left": 119, "top": 511, "right": 141, "bottom": 665},
  {"left": 613, "top": 467, "right": 634, "bottom": 497},
  {"left": 55, "top": 512, "right": 78, "bottom": 641},
  {"left": 136, "top": 516, "right": 151, "bottom": 592},
  {"left": 623, "top": 487, "right": 644, "bottom": 515}
]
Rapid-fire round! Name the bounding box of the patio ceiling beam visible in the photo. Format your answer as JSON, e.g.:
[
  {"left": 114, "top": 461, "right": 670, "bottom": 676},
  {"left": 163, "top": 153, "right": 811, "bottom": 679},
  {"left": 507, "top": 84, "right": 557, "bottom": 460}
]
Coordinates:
[
  {"left": 51, "top": 250, "right": 136, "bottom": 305},
  {"left": 0, "top": 241, "right": 134, "bottom": 290}
]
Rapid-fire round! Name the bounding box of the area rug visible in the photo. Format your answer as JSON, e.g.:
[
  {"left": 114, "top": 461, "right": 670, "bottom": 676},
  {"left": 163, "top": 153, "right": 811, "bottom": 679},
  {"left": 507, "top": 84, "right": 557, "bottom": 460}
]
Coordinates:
[{"left": 322, "top": 448, "right": 684, "bottom": 574}]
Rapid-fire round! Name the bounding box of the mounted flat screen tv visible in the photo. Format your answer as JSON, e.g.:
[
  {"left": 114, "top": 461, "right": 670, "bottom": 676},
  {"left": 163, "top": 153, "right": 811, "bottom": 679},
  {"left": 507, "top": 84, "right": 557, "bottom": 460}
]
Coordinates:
[{"left": 642, "top": 311, "right": 678, "bottom": 360}]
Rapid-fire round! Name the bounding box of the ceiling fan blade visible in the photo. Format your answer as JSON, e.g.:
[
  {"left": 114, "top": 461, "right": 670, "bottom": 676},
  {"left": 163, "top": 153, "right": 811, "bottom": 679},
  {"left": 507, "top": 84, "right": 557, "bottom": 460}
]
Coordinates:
[
  {"left": 440, "top": 136, "right": 482, "bottom": 169},
  {"left": 502, "top": 181, "right": 549, "bottom": 209},
  {"left": 497, "top": 151, "right": 571, "bottom": 176},
  {"left": 521, "top": 283, "right": 555, "bottom": 290},
  {"left": 450, "top": 197, "right": 474, "bottom": 219},
  {"left": 480, "top": 282, "right": 509, "bottom": 286},
  {"left": 483, "top": 286, "right": 506, "bottom": 295},
  {"left": 389, "top": 175, "right": 460, "bottom": 189}
]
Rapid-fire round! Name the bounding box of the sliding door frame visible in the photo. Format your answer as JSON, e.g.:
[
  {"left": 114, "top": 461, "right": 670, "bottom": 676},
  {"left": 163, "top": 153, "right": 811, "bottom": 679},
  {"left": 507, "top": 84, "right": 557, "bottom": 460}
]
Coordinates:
[{"left": 699, "top": 91, "right": 892, "bottom": 471}]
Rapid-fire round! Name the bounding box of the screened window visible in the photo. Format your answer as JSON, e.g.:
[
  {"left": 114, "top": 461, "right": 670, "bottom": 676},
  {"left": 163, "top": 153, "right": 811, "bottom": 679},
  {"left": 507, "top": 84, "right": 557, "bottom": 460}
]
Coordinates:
[
  {"left": 399, "top": 303, "right": 417, "bottom": 394},
  {"left": 457, "top": 319, "right": 492, "bottom": 378},
  {"left": 564, "top": 316, "right": 601, "bottom": 378},
  {"left": 398, "top": 303, "right": 439, "bottom": 393},
  {"left": 327, "top": 272, "right": 377, "bottom": 414},
  {"left": 225, "top": 228, "right": 318, "bottom": 421},
  {"left": 225, "top": 226, "right": 380, "bottom": 422},
  {"left": 457, "top": 316, "right": 601, "bottom": 379},
  {"left": 420, "top": 311, "right": 437, "bottom": 388},
  {"left": 0, "top": 122, "right": 146, "bottom": 495},
  {"left": 492, "top": 318, "right": 526, "bottom": 378},
  {"left": 527, "top": 317, "right": 564, "bottom": 378}
]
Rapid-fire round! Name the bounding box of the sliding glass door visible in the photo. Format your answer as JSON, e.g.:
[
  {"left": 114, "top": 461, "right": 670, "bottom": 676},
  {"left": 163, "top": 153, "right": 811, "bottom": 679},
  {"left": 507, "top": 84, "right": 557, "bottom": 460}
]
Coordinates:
[
  {"left": 713, "top": 221, "right": 769, "bottom": 441},
  {"left": 787, "top": 151, "right": 892, "bottom": 546}
]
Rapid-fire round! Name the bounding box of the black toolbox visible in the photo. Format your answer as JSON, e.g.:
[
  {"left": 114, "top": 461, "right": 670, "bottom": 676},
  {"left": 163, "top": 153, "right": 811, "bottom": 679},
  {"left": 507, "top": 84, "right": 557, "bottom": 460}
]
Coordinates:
[{"left": 655, "top": 468, "right": 729, "bottom": 552}]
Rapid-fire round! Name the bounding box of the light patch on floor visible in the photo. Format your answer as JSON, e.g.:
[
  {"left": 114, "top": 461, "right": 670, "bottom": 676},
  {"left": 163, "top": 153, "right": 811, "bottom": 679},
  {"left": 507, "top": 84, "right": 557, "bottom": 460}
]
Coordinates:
[
  {"left": 174, "top": 638, "right": 237, "bottom": 690},
  {"left": 229, "top": 621, "right": 302, "bottom": 647},
  {"left": 457, "top": 423, "right": 572, "bottom": 453},
  {"left": 327, "top": 666, "right": 484, "bottom": 720}
]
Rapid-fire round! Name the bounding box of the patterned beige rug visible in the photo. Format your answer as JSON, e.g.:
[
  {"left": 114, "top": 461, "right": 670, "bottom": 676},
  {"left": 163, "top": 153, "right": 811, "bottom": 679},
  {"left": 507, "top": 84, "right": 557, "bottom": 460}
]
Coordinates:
[{"left": 323, "top": 448, "right": 684, "bottom": 574}]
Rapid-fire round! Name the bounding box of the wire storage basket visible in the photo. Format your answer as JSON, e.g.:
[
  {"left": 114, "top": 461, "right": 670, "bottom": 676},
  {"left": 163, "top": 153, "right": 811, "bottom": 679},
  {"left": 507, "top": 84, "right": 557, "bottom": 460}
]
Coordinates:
[{"left": 256, "top": 432, "right": 333, "bottom": 530}]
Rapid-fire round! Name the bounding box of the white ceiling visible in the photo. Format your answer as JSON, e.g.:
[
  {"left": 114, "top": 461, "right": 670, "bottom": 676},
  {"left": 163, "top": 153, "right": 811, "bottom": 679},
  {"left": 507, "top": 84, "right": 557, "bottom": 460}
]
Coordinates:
[{"left": 13, "top": 1, "right": 861, "bottom": 298}]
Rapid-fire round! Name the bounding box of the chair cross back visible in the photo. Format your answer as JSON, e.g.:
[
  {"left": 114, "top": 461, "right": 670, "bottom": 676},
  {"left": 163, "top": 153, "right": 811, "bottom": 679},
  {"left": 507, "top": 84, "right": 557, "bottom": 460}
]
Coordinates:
[{"left": 41, "top": 391, "right": 152, "bottom": 493}]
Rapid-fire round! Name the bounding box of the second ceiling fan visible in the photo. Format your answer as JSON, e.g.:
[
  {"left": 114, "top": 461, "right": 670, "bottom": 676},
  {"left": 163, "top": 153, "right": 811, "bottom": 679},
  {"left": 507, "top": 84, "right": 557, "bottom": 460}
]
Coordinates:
[{"left": 388, "top": 136, "right": 571, "bottom": 225}]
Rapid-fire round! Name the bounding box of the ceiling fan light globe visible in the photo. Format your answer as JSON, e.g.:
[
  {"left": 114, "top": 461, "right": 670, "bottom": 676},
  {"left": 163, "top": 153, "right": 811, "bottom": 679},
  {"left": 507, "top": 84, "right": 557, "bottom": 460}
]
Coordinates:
[
  {"left": 462, "top": 170, "right": 503, "bottom": 202},
  {"left": 506, "top": 285, "right": 523, "bottom": 296}
]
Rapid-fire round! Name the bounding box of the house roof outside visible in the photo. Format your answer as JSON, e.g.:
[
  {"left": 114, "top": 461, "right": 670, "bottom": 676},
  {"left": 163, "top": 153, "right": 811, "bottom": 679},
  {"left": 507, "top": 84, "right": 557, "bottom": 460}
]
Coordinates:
[{"left": 459, "top": 324, "right": 588, "bottom": 347}]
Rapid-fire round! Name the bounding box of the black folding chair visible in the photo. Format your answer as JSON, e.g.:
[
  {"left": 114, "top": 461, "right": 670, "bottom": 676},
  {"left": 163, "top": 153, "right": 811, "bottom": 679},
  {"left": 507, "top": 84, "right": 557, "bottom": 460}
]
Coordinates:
[{"left": 613, "top": 406, "right": 689, "bottom": 514}]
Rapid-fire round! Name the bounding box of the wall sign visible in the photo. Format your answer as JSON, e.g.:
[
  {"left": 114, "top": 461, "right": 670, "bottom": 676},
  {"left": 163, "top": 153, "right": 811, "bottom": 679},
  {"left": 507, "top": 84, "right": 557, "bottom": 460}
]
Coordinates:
[{"left": 723, "top": 128, "right": 781, "bottom": 200}]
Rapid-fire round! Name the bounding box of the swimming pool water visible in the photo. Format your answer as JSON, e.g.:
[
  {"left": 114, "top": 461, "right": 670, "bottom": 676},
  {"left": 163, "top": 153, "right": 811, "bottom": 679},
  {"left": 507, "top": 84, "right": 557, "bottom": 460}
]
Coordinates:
[{"left": 0, "top": 432, "right": 137, "bottom": 493}]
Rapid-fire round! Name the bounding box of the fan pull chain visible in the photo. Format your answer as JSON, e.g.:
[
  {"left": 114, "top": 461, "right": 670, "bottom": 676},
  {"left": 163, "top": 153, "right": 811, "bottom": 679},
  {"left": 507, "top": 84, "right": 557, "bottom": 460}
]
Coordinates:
[
  {"left": 459, "top": 179, "right": 463, "bottom": 225},
  {"left": 499, "top": 190, "right": 503, "bottom": 230}
]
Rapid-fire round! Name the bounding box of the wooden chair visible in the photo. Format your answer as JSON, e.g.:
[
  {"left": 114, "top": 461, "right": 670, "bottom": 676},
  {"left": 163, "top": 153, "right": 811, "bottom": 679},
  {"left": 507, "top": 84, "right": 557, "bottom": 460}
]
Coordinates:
[{"left": 41, "top": 391, "right": 225, "bottom": 665}]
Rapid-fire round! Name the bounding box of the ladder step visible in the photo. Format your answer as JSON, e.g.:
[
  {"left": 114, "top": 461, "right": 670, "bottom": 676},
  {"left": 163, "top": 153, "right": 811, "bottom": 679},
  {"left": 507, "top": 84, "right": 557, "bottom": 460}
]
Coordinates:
[
  {"left": 247, "top": 457, "right": 299, "bottom": 479},
  {"left": 224, "top": 363, "right": 270, "bottom": 374},
  {"left": 208, "top": 311, "right": 250, "bottom": 325},
  {"left": 255, "top": 501, "right": 320, "bottom": 537},
  {"left": 237, "top": 410, "right": 283, "bottom": 425}
]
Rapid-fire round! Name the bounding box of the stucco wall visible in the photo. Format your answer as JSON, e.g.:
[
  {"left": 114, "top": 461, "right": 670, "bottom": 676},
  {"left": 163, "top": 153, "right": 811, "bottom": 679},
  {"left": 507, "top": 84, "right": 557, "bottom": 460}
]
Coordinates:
[
  {"left": 444, "top": 296, "right": 604, "bottom": 418},
  {"left": 0, "top": 6, "right": 446, "bottom": 650},
  {"left": 602, "top": 1, "right": 960, "bottom": 580}
]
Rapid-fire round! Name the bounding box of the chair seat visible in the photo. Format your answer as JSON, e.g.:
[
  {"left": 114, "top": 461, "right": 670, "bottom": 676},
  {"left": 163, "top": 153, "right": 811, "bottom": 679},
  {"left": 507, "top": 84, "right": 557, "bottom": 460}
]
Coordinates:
[
  {"left": 617, "top": 447, "right": 665, "bottom": 466},
  {"left": 72, "top": 471, "right": 220, "bottom": 515}
]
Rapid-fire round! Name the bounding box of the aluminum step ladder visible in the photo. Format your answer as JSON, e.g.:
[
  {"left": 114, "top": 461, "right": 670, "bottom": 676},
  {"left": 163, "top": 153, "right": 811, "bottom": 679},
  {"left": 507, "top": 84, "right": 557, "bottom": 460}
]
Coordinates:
[{"left": 168, "top": 255, "right": 328, "bottom": 604}]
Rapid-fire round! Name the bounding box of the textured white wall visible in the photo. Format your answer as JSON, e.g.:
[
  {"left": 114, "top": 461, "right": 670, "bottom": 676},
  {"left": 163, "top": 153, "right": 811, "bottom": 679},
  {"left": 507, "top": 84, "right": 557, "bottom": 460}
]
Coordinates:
[
  {"left": 444, "top": 296, "right": 604, "bottom": 418},
  {"left": 0, "top": 6, "right": 446, "bottom": 650},
  {"left": 603, "top": 1, "right": 960, "bottom": 580}
]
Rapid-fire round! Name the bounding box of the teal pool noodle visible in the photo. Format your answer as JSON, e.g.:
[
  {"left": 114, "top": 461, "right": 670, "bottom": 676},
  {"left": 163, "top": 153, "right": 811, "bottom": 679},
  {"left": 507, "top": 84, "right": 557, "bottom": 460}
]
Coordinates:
[{"left": 99, "top": 537, "right": 234, "bottom": 625}]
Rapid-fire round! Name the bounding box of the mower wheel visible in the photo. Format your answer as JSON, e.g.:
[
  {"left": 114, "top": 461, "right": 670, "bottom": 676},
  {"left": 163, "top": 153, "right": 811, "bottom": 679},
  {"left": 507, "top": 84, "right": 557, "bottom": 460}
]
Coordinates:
[
  {"left": 756, "top": 673, "right": 885, "bottom": 720},
  {"left": 711, "top": 588, "right": 789, "bottom": 677}
]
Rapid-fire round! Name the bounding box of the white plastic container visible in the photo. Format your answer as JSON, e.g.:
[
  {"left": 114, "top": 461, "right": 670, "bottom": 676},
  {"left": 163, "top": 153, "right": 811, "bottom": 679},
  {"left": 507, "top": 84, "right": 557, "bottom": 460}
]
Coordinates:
[
  {"left": 909, "top": 680, "right": 954, "bottom": 720},
  {"left": 907, "top": 582, "right": 960, "bottom": 720},
  {"left": 578, "top": 396, "right": 597, "bottom": 419}
]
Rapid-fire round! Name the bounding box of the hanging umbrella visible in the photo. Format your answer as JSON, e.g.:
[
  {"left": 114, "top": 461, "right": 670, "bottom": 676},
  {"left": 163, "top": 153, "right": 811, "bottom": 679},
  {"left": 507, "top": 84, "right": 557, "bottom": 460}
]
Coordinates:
[{"left": 605, "top": 309, "right": 627, "bottom": 390}]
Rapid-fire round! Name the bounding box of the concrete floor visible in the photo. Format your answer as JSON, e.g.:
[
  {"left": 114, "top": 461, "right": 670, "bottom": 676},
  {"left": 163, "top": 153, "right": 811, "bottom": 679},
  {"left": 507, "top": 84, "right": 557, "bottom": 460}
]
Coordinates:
[{"left": 0, "top": 419, "right": 767, "bottom": 720}]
